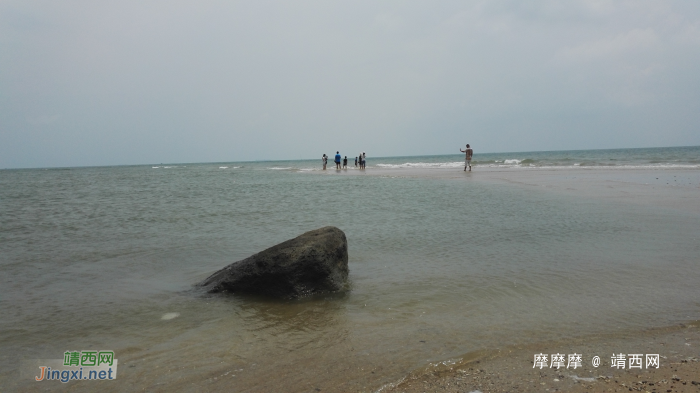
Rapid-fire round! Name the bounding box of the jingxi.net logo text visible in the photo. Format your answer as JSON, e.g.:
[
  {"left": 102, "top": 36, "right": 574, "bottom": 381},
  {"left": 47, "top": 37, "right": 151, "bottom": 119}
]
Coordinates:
[{"left": 33, "top": 350, "right": 118, "bottom": 383}]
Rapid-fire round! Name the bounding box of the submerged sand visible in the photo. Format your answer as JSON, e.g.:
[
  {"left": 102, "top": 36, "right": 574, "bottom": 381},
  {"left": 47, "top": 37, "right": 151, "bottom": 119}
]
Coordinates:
[{"left": 359, "top": 166, "right": 700, "bottom": 214}]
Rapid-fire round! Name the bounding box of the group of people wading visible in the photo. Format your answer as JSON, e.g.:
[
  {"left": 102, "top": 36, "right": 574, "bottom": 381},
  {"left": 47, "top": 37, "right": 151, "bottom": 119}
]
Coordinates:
[
  {"left": 322, "top": 151, "right": 366, "bottom": 170},
  {"left": 321, "top": 144, "right": 472, "bottom": 171}
]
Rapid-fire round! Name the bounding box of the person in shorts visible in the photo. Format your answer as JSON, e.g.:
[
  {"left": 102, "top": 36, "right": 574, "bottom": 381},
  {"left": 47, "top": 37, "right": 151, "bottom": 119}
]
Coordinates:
[{"left": 460, "top": 144, "right": 473, "bottom": 171}]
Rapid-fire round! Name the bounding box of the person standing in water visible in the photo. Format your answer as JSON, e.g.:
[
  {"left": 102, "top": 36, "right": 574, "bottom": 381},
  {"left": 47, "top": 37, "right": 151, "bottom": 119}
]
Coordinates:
[
  {"left": 322, "top": 154, "right": 327, "bottom": 170},
  {"left": 355, "top": 157, "right": 358, "bottom": 168},
  {"left": 361, "top": 152, "right": 366, "bottom": 169},
  {"left": 335, "top": 151, "right": 342, "bottom": 169},
  {"left": 343, "top": 156, "right": 348, "bottom": 169},
  {"left": 460, "top": 144, "right": 473, "bottom": 171}
]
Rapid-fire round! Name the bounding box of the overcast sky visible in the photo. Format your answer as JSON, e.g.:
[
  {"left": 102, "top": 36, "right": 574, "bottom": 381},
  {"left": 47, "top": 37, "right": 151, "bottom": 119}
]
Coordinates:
[{"left": 1, "top": 1, "right": 699, "bottom": 168}]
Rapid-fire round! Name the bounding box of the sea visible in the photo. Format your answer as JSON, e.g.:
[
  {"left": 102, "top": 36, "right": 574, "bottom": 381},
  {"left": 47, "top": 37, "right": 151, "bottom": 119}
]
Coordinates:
[{"left": 1, "top": 146, "right": 699, "bottom": 392}]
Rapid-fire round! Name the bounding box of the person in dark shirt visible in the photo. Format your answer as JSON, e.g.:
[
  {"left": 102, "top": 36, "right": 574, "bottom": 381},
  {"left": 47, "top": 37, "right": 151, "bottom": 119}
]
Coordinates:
[{"left": 460, "top": 144, "right": 473, "bottom": 171}]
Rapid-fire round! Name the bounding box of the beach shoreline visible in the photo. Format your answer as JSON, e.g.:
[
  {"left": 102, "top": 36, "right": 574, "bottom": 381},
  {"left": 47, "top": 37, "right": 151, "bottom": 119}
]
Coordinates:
[{"left": 379, "top": 321, "right": 700, "bottom": 393}]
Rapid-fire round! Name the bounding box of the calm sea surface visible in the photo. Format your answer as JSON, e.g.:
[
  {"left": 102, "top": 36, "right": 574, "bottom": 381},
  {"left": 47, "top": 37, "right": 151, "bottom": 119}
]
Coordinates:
[{"left": 1, "top": 146, "right": 699, "bottom": 392}]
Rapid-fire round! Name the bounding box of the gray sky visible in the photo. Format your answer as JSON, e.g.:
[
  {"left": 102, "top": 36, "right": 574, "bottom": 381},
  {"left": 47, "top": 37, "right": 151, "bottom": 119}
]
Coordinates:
[{"left": 2, "top": 1, "right": 699, "bottom": 168}]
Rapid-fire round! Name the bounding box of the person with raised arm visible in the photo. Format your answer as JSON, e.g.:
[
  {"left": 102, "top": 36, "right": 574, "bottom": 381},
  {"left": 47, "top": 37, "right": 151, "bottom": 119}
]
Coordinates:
[{"left": 460, "top": 144, "right": 473, "bottom": 171}]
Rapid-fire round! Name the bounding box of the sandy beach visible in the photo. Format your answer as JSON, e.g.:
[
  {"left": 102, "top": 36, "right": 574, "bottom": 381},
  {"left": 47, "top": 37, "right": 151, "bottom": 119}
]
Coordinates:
[{"left": 380, "top": 322, "right": 700, "bottom": 393}]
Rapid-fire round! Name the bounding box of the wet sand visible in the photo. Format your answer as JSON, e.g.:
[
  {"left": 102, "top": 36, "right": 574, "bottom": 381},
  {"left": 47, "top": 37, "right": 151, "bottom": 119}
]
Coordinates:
[{"left": 380, "top": 322, "right": 700, "bottom": 393}]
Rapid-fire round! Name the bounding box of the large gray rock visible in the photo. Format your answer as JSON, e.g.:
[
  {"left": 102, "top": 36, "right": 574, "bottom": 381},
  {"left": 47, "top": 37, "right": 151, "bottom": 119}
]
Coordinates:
[{"left": 199, "top": 226, "right": 349, "bottom": 298}]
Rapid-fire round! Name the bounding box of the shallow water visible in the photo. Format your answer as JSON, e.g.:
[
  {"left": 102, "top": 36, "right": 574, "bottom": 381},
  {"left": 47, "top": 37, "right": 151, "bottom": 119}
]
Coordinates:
[{"left": 1, "top": 147, "right": 700, "bottom": 392}]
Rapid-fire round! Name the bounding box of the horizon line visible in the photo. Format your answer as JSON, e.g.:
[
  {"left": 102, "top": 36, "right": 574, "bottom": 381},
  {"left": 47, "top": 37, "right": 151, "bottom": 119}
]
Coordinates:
[{"left": 2, "top": 144, "right": 698, "bottom": 171}]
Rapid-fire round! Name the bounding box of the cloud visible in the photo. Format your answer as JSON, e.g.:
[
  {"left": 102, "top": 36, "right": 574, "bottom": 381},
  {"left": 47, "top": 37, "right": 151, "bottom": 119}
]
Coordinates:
[
  {"left": 557, "top": 28, "right": 661, "bottom": 62},
  {"left": 25, "top": 114, "right": 60, "bottom": 126},
  {"left": 1, "top": 0, "right": 699, "bottom": 168},
  {"left": 374, "top": 13, "right": 403, "bottom": 32}
]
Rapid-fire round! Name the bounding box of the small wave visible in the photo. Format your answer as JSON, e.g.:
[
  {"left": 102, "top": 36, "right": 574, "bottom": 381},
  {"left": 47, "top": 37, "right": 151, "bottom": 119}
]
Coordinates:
[
  {"left": 619, "top": 164, "right": 700, "bottom": 169},
  {"left": 503, "top": 159, "right": 521, "bottom": 165},
  {"left": 219, "top": 166, "right": 228, "bottom": 169},
  {"left": 268, "top": 167, "right": 293, "bottom": 170},
  {"left": 504, "top": 163, "right": 700, "bottom": 170},
  {"left": 578, "top": 162, "right": 616, "bottom": 167},
  {"left": 152, "top": 166, "right": 160, "bottom": 168},
  {"left": 375, "top": 350, "right": 489, "bottom": 393}
]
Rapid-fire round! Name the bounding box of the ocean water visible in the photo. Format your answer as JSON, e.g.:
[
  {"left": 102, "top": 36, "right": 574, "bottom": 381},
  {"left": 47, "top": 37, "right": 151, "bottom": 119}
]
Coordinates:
[
  {"left": 1, "top": 146, "right": 699, "bottom": 392},
  {"left": 374, "top": 145, "right": 700, "bottom": 169},
  {"left": 251, "top": 145, "right": 700, "bottom": 171}
]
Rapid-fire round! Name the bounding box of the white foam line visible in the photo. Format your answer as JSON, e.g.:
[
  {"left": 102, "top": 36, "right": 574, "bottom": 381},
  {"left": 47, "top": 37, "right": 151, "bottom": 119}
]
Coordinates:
[
  {"left": 571, "top": 375, "right": 596, "bottom": 382},
  {"left": 376, "top": 162, "right": 465, "bottom": 169},
  {"left": 376, "top": 163, "right": 700, "bottom": 170},
  {"left": 374, "top": 376, "right": 406, "bottom": 393}
]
